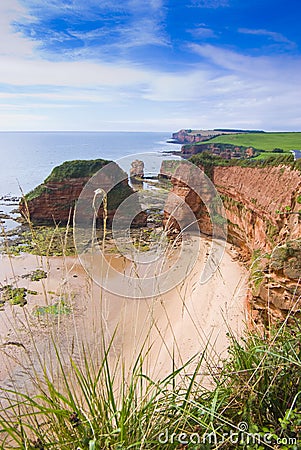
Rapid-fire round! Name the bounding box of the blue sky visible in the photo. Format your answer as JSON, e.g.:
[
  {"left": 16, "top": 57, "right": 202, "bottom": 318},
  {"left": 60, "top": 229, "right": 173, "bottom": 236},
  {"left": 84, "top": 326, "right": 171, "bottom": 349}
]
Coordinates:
[{"left": 0, "top": 0, "right": 301, "bottom": 131}]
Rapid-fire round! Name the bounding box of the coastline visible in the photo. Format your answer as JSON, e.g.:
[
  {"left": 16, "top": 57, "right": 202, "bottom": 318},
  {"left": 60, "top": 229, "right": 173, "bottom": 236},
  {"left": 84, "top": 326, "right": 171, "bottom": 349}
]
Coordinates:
[{"left": 0, "top": 238, "right": 248, "bottom": 389}]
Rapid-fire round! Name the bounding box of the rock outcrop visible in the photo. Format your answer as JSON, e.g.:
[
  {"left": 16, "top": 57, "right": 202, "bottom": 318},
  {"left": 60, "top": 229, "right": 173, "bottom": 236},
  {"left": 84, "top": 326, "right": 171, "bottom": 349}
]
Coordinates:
[
  {"left": 20, "top": 159, "right": 147, "bottom": 227},
  {"left": 181, "top": 143, "right": 256, "bottom": 159},
  {"left": 161, "top": 161, "right": 214, "bottom": 236},
  {"left": 172, "top": 129, "right": 208, "bottom": 144},
  {"left": 171, "top": 129, "right": 245, "bottom": 144},
  {"left": 130, "top": 160, "right": 144, "bottom": 179},
  {"left": 250, "top": 240, "right": 301, "bottom": 325},
  {"left": 162, "top": 161, "right": 301, "bottom": 325}
]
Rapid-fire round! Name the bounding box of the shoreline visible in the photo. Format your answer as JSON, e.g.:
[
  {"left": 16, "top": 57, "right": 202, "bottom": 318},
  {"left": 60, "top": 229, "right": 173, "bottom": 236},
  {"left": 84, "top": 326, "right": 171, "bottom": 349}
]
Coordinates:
[{"left": 0, "top": 237, "right": 248, "bottom": 390}]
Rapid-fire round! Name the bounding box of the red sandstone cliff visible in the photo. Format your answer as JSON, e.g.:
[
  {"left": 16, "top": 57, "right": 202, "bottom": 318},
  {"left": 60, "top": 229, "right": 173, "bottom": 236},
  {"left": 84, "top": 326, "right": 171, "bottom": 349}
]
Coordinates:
[
  {"left": 213, "top": 165, "right": 301, "bottom": 252},
  {"left": 20, "top": 159, "right": 147, "bottom": 227},
  {"left": 171, "top": 129, "right": 245, "bottom": 145},
  {"left": 162, "top": 162, "right": 301, "bottom": 325},
  {"left": 163, "top": 163, "right": 301, "bottom": 252},
  {"left": 172, "top": 130, "right": 208, "bottom": 144}
]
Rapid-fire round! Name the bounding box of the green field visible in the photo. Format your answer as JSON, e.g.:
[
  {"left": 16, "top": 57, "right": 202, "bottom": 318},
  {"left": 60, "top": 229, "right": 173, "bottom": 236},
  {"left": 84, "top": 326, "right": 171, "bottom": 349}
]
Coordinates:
[{"left": 201, "top": 132, "right": 301, "bottom": 152}]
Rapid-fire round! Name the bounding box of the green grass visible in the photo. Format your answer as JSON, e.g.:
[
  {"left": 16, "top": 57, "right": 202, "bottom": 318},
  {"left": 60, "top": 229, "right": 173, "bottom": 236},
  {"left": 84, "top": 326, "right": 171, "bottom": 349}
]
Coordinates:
[
  {"left": 0, "top": 322, "right": 300, "bottom": 448},
  {"left": 22, "top": 269, "right": 48, "bottom": 282},
  {"left": 24, "top": 159, "right": 134, "bottom": 225},
  {"left": 200, "top": 132, "right": 301, "bottom": 152},
  {"left": 190, "top": 150, "right": 296, "bottom": 170},
  {"left": 45, "top": 159, "right": 112, "bottom": 183},
  {"left": 0, "top": 285, "right": 27, "bottom": 307},
  {"left": 249, "top": 250, "right": 268, "bottom": 294},
  {"left": 25, "top": 159, "right": 114, "bottom": 201},
  {"left": 3, "top": 225, "right": 76, "bottom": 256},
  {"left": 34, "top": 299, "right": 71, "bottom": 316},
  {"left": 25, "top": 184, "right": 47, "bottom": 202},
  {"left": 253, "top": 151, "right": 276, "bottom": 160}
]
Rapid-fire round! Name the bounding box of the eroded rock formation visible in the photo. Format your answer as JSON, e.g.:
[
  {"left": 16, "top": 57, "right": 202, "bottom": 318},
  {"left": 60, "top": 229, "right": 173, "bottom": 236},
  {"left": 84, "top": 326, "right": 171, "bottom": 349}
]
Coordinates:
[
  {"left": 171, "top": 129, "right": 246, "bottom": 145},
  {"left": 20, "top": 159, "right": 147, "bottom": 227},
  {"left": 130, "top": 160, "right": 144, "bottom": 179},
  {"left": 161, "top": 161, "right": 213, "bottom": 236}
]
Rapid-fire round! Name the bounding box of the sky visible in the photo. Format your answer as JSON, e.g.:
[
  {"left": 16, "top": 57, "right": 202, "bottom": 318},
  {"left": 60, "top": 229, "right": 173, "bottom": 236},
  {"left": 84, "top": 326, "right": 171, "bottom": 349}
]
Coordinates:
[{"left": 0, "top": 0, "right": 301, "bottom": 131}]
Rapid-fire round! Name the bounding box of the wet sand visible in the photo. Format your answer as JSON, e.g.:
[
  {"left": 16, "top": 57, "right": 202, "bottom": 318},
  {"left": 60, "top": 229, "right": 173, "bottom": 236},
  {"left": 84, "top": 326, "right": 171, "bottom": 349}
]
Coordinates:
[{"left": 0, "top": 238, "right": 248, "bottom": 392}]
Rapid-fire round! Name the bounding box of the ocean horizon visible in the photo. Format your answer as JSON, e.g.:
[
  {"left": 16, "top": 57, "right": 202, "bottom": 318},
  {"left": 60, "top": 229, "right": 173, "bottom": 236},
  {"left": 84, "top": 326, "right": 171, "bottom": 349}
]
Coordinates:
[
  {"left": 0, "top": 131, "right": 181, "bottom": 232},
  {"left": 0, "top": 131, "right": 181, "bottom": 197}
]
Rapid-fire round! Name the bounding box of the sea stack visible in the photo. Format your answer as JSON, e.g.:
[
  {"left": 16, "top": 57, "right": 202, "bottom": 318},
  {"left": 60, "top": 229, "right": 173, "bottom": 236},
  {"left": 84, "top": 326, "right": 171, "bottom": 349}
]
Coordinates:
[
  {"left": 20, "top": 159, "right": 147, "bottom": 227},
  {"left": 130, "top": 159, "right": 144, "bottom": 179}
]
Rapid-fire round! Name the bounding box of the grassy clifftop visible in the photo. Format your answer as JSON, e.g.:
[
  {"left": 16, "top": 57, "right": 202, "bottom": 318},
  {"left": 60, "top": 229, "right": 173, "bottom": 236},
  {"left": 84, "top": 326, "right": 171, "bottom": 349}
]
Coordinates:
[
  {"left": 201, "top": 132, "right": 301, "bottom": 152},
  {"left": 45, "top": 158, "right": 111, "bottom": 182},
  {"left": 189, "top": 151, "right": 301, "bottom": 172},
  {"left": 22, "top": 157, "right": 141, "bottom": 226},
  {"left": 25, "top": 158, "right": 112, "bottom": 201}
]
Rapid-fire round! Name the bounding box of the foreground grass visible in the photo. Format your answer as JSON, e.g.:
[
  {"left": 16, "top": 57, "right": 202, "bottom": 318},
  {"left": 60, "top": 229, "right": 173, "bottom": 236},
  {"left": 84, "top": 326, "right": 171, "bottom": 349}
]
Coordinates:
[
  {"left": 201, "top": 132, "right": 301, "bottom": 152},
  {"left": 0, "top": 320, "right": 300, "bottom": 449}
]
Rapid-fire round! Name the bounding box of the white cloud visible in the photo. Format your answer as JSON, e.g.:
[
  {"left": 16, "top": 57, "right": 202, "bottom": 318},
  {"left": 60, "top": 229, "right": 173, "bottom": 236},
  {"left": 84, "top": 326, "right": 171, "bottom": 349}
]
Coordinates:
[
  {"left": 113, "top": 18, "right": 170, "bottom": 49},
  {"left": 0, "top": 57, "right": 153, "bottom": 88},
  {"left": 1, "top": 41, "right": 301, "bottom": 131},
  {"left": 0, "top": 90, "right": 116, "bottom": 104},
  {"left": 0, "top": 2, "right": 300, "bottom": 131},
  {"left": 190, "top": 0, "right": 229, "bottom": 8},
  {"left": 188, "top": 26, "right": 217, "bottom": 39},
  {"left": 128, "top": 0, "right": 164, "bottom": 11},
  {"left": 12, "top": 0, "right": 168, "bottom": 58},
  {"left": 238, "top": 28, "right": 296, "bottom": 49},
  {"left": 0, "top": 113, "right": 47, "bottom": 131},
  {"left": 18, "top": 0, "right": 125, "bottom": 20},
  {"left": 0, "top": 0, "right": 36, "bottom": 57},
  {"left": 187, "top": 42, "right": 299, "bottom": 76},
  {"left": 185, "top": 43, "right": 301, "bottom": 130},
  {"left": 144, "top": 70, "right": 213, "bottom": 102}
]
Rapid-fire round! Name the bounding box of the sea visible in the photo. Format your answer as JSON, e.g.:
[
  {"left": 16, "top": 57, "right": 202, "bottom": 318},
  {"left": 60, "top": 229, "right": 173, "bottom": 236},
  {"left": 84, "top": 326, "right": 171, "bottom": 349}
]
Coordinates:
[{"left": 0, "top": 131, "right": 181, "bottom": 232}]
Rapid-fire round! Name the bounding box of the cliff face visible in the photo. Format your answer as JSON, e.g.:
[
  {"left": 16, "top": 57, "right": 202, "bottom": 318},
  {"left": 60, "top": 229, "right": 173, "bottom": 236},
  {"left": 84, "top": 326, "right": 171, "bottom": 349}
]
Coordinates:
[
  {"left": 253, "top": 239, "right": 301, "bottom": 323},
  {"left": 163, "top": 163, "right": 301, "bottom": 325},
  {"left": 171, "top": 129, "right": 245, "bottom": 145},
  {"left": 20, "top": 159, "right": 147, "bottom": 227},
  {"left": 172, "top": 130, "right": 208, "bottom": 144},
  {"left": 214, "top": 166, "right": 301, "bottom": 253}
]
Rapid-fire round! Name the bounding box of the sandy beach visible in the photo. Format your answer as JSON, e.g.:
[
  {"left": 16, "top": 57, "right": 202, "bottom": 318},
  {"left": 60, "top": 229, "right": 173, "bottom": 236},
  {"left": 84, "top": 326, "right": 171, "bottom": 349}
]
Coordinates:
[{"left": 0, "top": 237, "right": 248, "bottom": 393}]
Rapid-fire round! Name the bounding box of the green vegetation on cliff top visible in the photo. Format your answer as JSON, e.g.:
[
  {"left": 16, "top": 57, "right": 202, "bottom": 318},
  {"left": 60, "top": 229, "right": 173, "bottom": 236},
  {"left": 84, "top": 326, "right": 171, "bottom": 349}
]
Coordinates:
[
  {"left": 45, "top": 158, "right": 111, "bottom": 182},
  {"left": 189, "top": 151, "right": 301, "bottom": 172},
  {"left": 201, "top": 132, "right": 301, "bottom": 152},
  {"left": 25, "top": 158, "right": 115, "bottom": 201}
]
